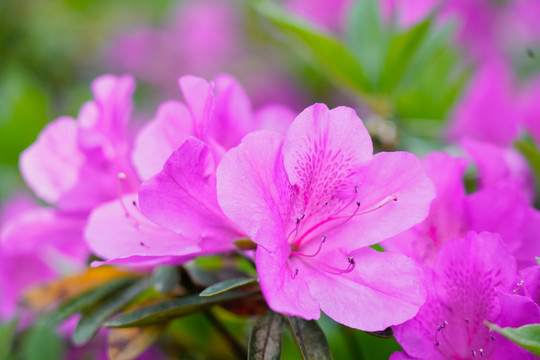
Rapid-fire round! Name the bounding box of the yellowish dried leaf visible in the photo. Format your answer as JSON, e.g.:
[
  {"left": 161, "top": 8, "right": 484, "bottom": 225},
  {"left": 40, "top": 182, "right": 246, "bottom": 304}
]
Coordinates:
[{"left": 108, "top": 325, "right": 164, "bottom": 360}]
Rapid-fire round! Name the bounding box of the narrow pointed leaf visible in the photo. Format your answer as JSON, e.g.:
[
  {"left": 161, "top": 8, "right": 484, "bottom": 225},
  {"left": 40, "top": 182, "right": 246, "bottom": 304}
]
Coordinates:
[
  {"left": 73, "top": 279, "right": 151, "bottom": 345},
  {"left": 104, "top": 291, "right": 257, "bottom": 328},
  {"left": 43, "top": 277, "right": 136, "bottom": 325},
  {"left": 486, "top": 323, "right": 540, "bottom": 355},
  {"left": 0, "top": 319, "right": 18, "bottom": 360},
  {"left": 248, "top": 311, "right": 283, "bottom": 360},
  {"left": 536, "top": 257, "right": 540, "bottom": 265},
  {"left": 22, "top": 267, "right": 132, "bottom": 312},
  {"left": 152, "top": 266, "right": 180, "bottom": 293},
  {"left": 200, "top": 277, "right": 257, "bottom": 297},
  {"left": 108, "top": 325, "right": 165, "bottom": 360},
  {"left": 286, "top": 316, "right": 333, "bottom": 360},
  {"left": 253, "top": 0, "right": 371, "bottom": 95},
  {"left": 379, "top": 17, "right": 432, "bottom": 93},
  {"left": 21, "top": 323, "right": 65, "bottom": 360}
]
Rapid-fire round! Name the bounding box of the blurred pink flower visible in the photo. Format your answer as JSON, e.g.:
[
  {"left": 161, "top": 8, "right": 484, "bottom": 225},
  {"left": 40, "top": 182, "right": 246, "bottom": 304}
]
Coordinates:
[
  {"left": 0, "top": 194, "right": 87, "bottom": 319},
  {"left": 447, "top": 60, "right": 519, "bottom": 147},
  {"left": 383, "top": 0, "right": 540, "bottom": 61},
  {"left": 383, "top": 152, "right": 540, "bottom": 268},
  {"left": 85, "top": 74, "right": 294, "bottom": 267},
  {"left": 217, "top": 103, "right": 434, "bottom": 330},
  {"left": 392, "top": 232, "right": 540, "bottom": 360},
  {"left": 285, "top": 0, "right": 353, "bottom": 32},
  {"left": 19, "top": 75, "right": 139, "bottom": 212}
]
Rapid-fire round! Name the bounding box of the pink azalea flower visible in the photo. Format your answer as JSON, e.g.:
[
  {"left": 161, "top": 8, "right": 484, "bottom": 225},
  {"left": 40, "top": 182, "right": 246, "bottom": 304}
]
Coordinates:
[
  {"left": 86, "top": 75, "right": 292, "bottom": 266},
  {"left": 447, "top": 60, "right": 519, "bottom": 147},
  {"left": 392, "top": 231, "right": 540, "bottom": 360},
  {"left": 382, "top": 0, "right": 540, "bottom": 61},
  {"left": 383, "top": 152, "right": 540, "bottom": 268},
  {"left": 19, "top": 75, "right": 139, "bottom": 212},
  {"left": 217, "top": 104, "right": 435, "bottom": 330},
  {"left": 462, "top": 138, "right": 535, "bottom": 202},
  {"left": 0, "top": 194, "right": 87, "bottom": 319}
]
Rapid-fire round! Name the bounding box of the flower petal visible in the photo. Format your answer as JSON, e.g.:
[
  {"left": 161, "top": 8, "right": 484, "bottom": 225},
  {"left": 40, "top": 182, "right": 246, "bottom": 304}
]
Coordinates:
[
  {"left": 217, "top": 131, "right": 290, "bottom": 252},
  {"left": 132, "top": 100, "right": 193, "bottom": 180},
  {"left": 303, "top": 247, "right": 427, "bottom": 331},
  {"left": 139, "top": 137, "right": 239, "bottom": 247},
  {"left": 256, "top": 245, "right": 320, "bottom": 319},
  {"left": 85, "top": 193, "right": 200, "bottom": 266},
  {"left": 334, "top": 151, "right": 435, "bottom": 250}
]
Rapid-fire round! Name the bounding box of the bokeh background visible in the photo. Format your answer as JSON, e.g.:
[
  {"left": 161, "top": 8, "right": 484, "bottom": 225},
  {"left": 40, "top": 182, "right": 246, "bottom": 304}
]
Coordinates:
[{"left": 1, "top": 0, "right": 539, "bottom": 358}]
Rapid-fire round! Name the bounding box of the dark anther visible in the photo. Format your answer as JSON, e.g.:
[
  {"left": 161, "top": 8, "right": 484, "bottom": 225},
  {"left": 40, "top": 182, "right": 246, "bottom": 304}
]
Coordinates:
[
  {"left": 354, "top": 185, "right": 359, "bottom": 193},
  {"left": 140, "top": 242, "right": 146, "bottom": 247},
  {"left": 472, "top": 349, "right": 476, "bottom": 357},
  {"left": 465, "top": 318, "right": 469, "bottom": 323},
  {"left": 479, "top": 349, "right": 484, "bottom": 356},
  {"left": 324, "top": 201, "right": 329, "bottom": 205},
  {"left": 437, "top": 321, "right": 447, "bottom": 331},
  {"left": 435, "top": 342, "right": 440, "bottom": 347},
  {"left": 322, "top": 234, "right": 327, "bottom": 242},
  {"left": 490, "top": 335, "right": 495, "bottom": 341},
  {"left": 296, "top": 213, "right": 306, "bottom": 224},
  {"left": 348, "top": 257, "right": 355, "bottom": 265},
  {"left": 356, "top": 200, "right": 361, "bottom": 207}
]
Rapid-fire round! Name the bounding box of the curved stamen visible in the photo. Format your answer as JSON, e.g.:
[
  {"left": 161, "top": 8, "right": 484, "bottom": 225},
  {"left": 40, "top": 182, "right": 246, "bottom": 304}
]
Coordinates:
[
  {"left": 291, "top": 234, "right": 326, "bottom": 258},
  {"left": 117, "top": 172, "right": 164, "bottom": 234},
  {"left": 294, "top": 194, "right": 397, "bottom": 248}
]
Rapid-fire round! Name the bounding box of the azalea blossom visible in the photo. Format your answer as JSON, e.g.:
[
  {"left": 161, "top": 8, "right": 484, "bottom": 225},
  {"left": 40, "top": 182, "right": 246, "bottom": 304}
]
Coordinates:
[
  {"left": 19, "top": 74, "right": 139, "bottom": 212},
  {"left": 392, "top": 231, "right": 540, "bottom": 360},
  {"left": 85, "top": 74, "right": 293, "bottom": 266},
  {"left": 217, "top": 103, "right": 435, "bottom": 330},
  {"left": 383, "top": 151, "right": 540, "bottom": 268},
  {"left": 0, "top": 194, "right": 87, "bottom": 319}
]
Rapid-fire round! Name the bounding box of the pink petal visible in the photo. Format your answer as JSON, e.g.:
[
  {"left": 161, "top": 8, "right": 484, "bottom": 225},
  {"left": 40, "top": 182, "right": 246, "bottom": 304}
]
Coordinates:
[
  {"left": 139, "top": 137, "right": 240, "bottom": 247},
  {"left": 283, "top": 104, "right": 373, "bottom": 191},
  {"left": 132, "top": 100, "right": 193, "bottom": 180},
  {"left": 335, "top": 151, "right": 435, "bottom": 250},
  {"left": 211, "top": 73, "right": 254, "bottom": 149},
  {"left": 383, "top": 152, "right": 467, "bottom": 265},
  {"left": 304, "top": 247, "right": 427, "bottom": 331},
  {"left": 19, "top": 117, "right": 85, "bottom": 205},
  {"left": 256, "top": 245, "right": 320, "bottom": 319},
  {"left": 217, "top": 131, "right": 290, "bottom": 252},
  {"left": 178, "top": 75, "right": 215, "bottom": 139},
  {"left": 85, "top": 193, "right": 200, "bottom": 266},
  {"left": 447, "top": 60, "right": 519, "bottom": 146}
]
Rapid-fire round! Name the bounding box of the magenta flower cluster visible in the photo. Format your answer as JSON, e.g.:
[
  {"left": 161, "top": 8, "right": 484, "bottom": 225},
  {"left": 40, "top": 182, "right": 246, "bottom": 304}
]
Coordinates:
[{"left": 2, "top": 71, "right": 539, "bottom": 359}]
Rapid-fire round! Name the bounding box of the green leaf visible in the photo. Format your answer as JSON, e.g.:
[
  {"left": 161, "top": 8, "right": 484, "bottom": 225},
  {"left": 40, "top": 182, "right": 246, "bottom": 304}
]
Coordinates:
[
  {"left": 516, "top": 138, "right": 540, "bottom": 189},
  {"left": 200, "top": 277, "right": 257, "bottom": 297},
  {"left": 0, "top": 319, "right": 18, "bottom": 360},
  {"left": 43, "top": 277, "right": 136, "bottom": 325},
  {"left": 379, "top": 16, "right": 432, "bottom": 93},
  {"left": 536, "top": 257, "right": 540, "bottom": 265},
  {"left": 346, "top": 0, "right": 389, "bottom": 88},
  {"left": 253, "top": 0, "right": 371, "bottom": 96},
  {"left": 486, "top": 323, "right": 540, "bottom": 355},
  {"left": 249, "top": 311, "right": 283, "bottom": 360},
  {"left": 234, "top": 238, "right": 258, "bottom": 250},
  {"left": 73, "top": 278, "right": 151, "bottom": 345},
  {"left": 21, "top": 323, "right": 65, "bottom": 360},
  {"left": 286, "top": 316, "right": 333, "bottom": 360},
  {"left": 152, "top": 266, "right": 180, "bottom": 293},
  {"left": 104, "top": 291, "right": 257, "bottom": 328}
]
